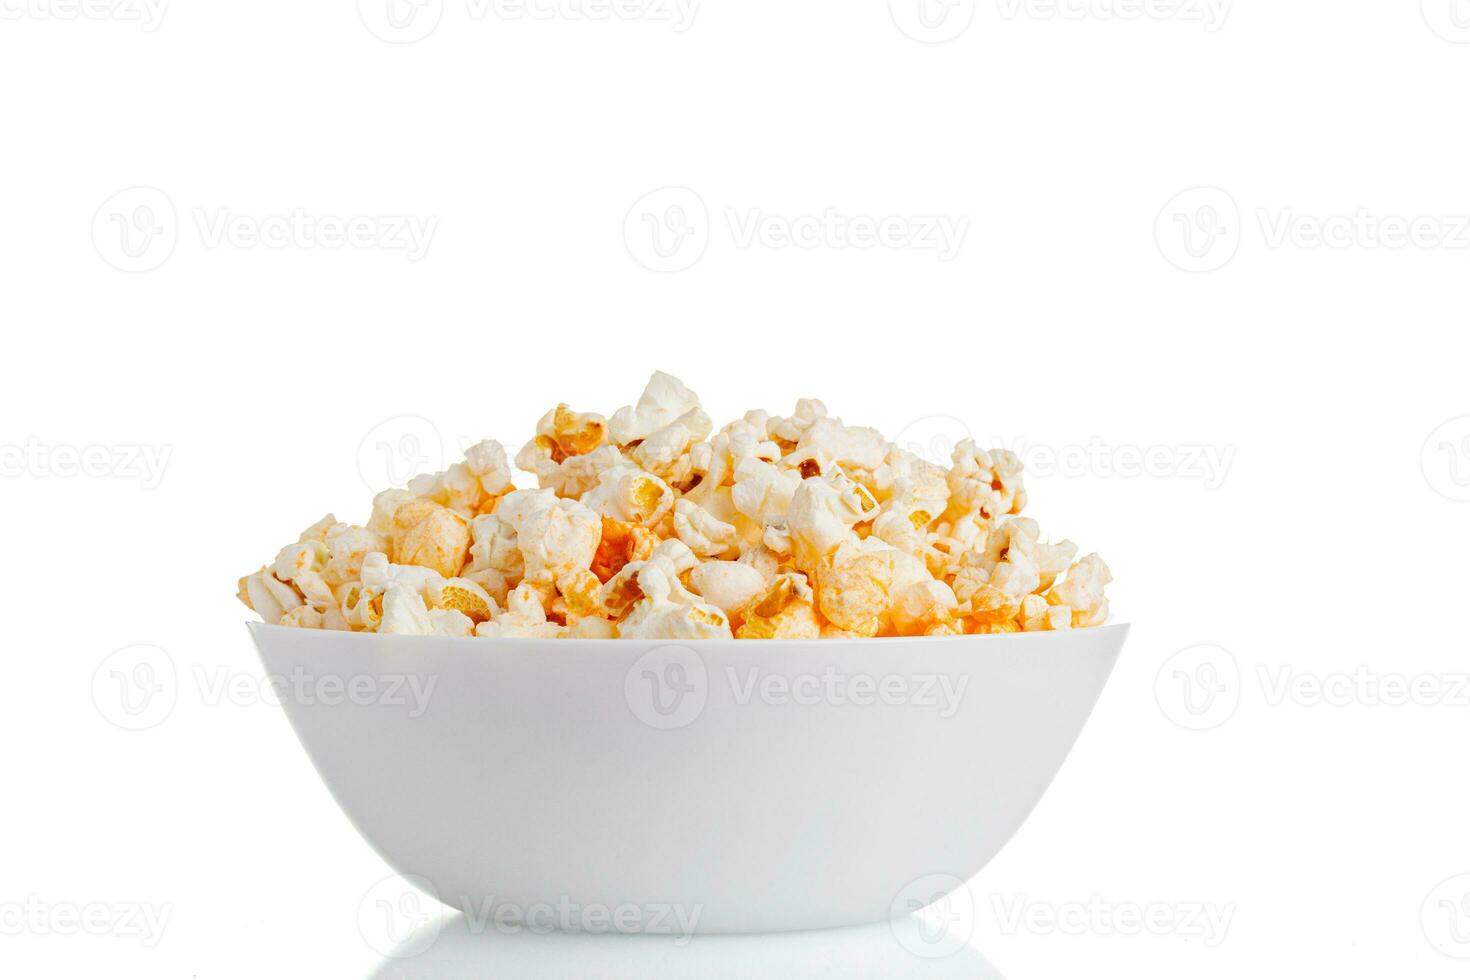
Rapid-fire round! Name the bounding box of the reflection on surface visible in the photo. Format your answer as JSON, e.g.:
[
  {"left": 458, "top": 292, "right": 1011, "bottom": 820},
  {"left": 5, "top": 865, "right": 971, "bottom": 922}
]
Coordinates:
[{"left": 367, "top": 914, "right": 1002, "bottom": 979}]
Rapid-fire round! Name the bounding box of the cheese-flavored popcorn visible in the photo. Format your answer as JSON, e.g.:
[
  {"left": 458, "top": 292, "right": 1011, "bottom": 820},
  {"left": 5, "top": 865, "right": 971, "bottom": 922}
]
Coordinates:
[
  {"left": 688, "top": 560, "right": 767, "bottom": 618},
  {"left": 582, "top": 465, "right": 674, "bottom": 527},
  {"left": 1046, "top": 554, "right": 1112, "bottom": 628},
  {"left": 786, "top": 473, "right": 878, "bottom": 573},
  {"left": 814, "top": 543, "right": 895, "bottom": 637},
  {"left": 735, "top": 573, "right": 823, "bottom": 640},
  {"left": 280, "top": 605, "right": 324, "bottom": 630},
  {"left": 673, "top": 498, "right": 738, "bottom": 557},
  {"left": 503, "top": 492, "right": 601, "bottom": 580},
  {"left": 768, "top": 398, "right": 828, "bottom": 447},
  {"left": 609, "top": 371, "right": 704, "bottom": 445},
  {"left": 392, "top": 502, "right": 471, "bottom": 578},
  {"left": 475, "top": 582, "right": 563, "bottom": 638},
  {"left": 240, "top": 371, "right": 1111, "bottom": 639},
  {"left": 891, "top": 579, "right": 960, "bottom": 635},
  {"left": 428, "top": 577, "right": 498, "bottom": 623},
  {"left": 239, "top": 567, "right": 305, "bottom": 624}
]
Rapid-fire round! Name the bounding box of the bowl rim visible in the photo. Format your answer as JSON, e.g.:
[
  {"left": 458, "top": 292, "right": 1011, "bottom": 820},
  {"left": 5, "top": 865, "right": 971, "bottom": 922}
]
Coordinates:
[{"left": 246, "top": 619, "right": 1129, "bottom": 650}]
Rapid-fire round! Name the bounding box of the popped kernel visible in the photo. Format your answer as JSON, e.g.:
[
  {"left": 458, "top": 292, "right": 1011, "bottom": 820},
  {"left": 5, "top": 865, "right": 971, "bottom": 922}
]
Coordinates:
[
  {"left": 735, "top": 573, "right": 823, "bottom": 640},
  {"left": 240, "top": 370, "right": 1111, "bottom": 639}
]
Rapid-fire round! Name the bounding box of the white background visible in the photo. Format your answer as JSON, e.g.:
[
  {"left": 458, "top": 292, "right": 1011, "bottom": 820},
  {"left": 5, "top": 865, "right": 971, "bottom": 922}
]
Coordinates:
[{"left": 3, "top": 0, "right": 1469, "bottom": 976}]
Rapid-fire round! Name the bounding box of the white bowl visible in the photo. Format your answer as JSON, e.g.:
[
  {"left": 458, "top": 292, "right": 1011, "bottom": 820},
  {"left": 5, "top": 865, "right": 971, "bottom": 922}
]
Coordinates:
[{"left": 250, "top": 622, "right": 1126, "bottom": 935}]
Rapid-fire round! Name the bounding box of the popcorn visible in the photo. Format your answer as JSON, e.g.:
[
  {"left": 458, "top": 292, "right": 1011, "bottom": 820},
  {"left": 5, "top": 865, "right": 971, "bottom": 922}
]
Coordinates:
[
  {"left": 608, "top": 371, "right": 704, "bottom": 445},
  {"left": 1046, "top": 553, "right": 1113, "bottom": 628},
  {"left": 428, "top": 577, "right": 497, "bottom": 623},
  {"left": 735, "top": 573, "right": 823, "bottom": 639},
  {"left": 688, "top": 560, "right": 766, "bottom": 618},
  {"left": 814, "top": 543, "right": 894, "bottom": 637},
  {"left": 241, "top": 371, "right": 1111, "bottom": 639},
  {"left": 582, "top": 466, "right": 674, "bottom": 527},
  {"left": 786, "top": 473, "right": 878, "bottom": 573},
  {"left": 673, "top": 498, "right": 738, "bottom": 557},
  {"left": 239, "top": 567, "right": 305, "bottom": 624},
  {"left": 499, "top": 490, "right": 601, "bottom": 580},
  {"left": 391, "top": 502, "right": 471, "bottom": 578},
  {"left": 618, "top": 554, "right": 732, "bottom": 640}
]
